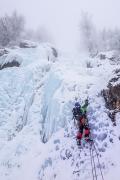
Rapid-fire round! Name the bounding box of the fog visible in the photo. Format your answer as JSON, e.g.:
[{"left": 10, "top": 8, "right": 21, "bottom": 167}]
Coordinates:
[{"left": 0, "top": 0, "right": 120, "bottom": 51}]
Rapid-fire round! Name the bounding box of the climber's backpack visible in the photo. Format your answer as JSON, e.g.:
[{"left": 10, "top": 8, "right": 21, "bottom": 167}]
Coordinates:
[{"left": 72, "top": 107, "right": 83, "bottom": 121}]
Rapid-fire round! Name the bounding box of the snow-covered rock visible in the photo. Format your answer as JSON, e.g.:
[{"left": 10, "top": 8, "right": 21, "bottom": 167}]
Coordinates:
[
  {"left": 0, "top": 48, "right": 9, "bottom": 57},
  {"left": 0, "top": 53, "right": 22, "bottom": 70},
  {"left": 19, "top": 40, "right": 37, "bottom": 48}
]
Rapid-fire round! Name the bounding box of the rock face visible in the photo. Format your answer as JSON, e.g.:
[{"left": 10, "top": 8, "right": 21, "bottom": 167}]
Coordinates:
[{"left": 102, "top": 69, "right": 120, "bottom": 125}]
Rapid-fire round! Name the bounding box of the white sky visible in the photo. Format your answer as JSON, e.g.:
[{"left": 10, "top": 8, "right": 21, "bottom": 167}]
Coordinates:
[{"left": 0, "top": 0, "right": 120, "bottom": 51}]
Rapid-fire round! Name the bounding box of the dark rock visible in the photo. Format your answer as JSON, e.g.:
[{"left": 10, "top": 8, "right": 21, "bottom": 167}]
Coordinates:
[
  {"left": 51, "top": 47, "right": 58, "bottom": 57},
  {"left": 102, "top": 88, "right": 120, "bottom": 110},
  {"left": 115, "top": 69, "right": 120, "bottom": 74},
  {"left": 0, "top": 60, "right": 20, "bottom": 70},
  {"left": 108, "top": 56, "right": 116, "bottom": 61},
  {"left": 80, "top": 160, "right": 84, "bottom": 164},
  {"left": 109, "top": 138, "right": 113, "bottom": 143},
  {"left": 109, "top": 77, "right": 120, "bottom": 85},
  {"left": 108, "top": 111, "right": 117, "bottom": 125}
]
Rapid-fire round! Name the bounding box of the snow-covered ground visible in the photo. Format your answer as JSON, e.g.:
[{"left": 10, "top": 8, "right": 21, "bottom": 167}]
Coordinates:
[{"left": 0, "top": 44, "right": 120, "bottom": 180}]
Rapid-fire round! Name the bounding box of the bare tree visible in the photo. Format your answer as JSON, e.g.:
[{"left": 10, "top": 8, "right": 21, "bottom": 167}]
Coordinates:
[{"left": 0, "top": 11, "right": 25, "bottom": 46}]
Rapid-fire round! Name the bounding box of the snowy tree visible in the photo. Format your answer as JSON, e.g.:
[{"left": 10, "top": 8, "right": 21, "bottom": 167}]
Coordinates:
[
  {"left": 110, "top": 28, "right": 120, "bottom": 51},
  {"left": 10, "top": 11, "right": 25, "bottom": 41},
  {"left": 0, "top": 11, "right": 25, "bottom": 46},
  {"left": 98, "top": 28, "right": 120, "bottom": 52},
  {"left": 79, "top": 12, "right": 98, "bottom": 55}
]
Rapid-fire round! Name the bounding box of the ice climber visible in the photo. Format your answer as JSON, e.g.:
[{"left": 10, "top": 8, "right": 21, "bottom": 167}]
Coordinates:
[{"left": 72, "top": 99, "right": 91, "bottom": 145}]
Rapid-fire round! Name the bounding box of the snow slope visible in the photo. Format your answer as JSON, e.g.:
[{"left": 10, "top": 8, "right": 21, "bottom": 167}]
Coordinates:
[{"left": 0, "top": 45, "right": 120, "bottom": 180}]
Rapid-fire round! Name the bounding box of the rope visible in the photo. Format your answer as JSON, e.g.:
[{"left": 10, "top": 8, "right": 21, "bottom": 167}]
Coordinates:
[
  {"left": 90, "top": 144, "right": 95, "bottom": 180},
  {"left": 88, "top": 121, "right": 104, "bottom": 180},
  {"left": 91, "top": 143, "right": 98, "bottom": 180},
  {"left": 93, "top": 143, "right": 104, "bottom": 180},
  {"left": 73, "top": 111, "right": 104, "bottom": 180}
]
